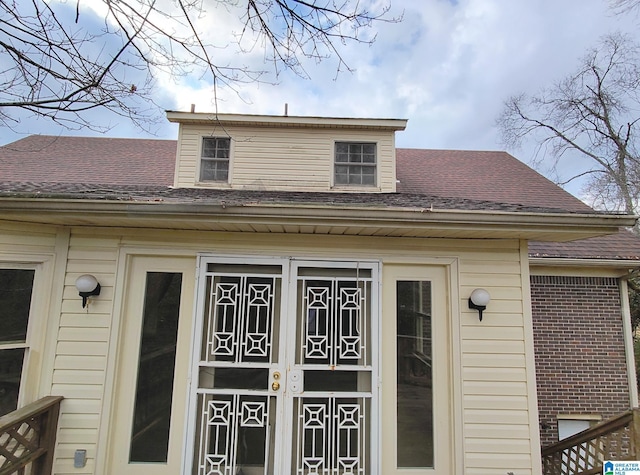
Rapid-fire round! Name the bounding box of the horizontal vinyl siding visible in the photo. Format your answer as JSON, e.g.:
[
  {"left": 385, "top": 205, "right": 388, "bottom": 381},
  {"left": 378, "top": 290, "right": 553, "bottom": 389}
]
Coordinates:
[
  {"left": 0, "top": 223, "right": 58, "bottom": 254},
  {"left": 175, "top": 124, "right": 397, "bottom": 191},
  {"left": 52, "top": 231, "right": 119, "bottom": 474},
  {"left": 459, "top": 248, "right": 534, "bottom": 474}
]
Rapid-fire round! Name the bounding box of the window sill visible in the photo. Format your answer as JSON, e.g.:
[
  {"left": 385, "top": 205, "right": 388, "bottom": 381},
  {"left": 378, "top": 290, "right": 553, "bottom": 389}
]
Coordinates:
[{"left": 330, "top": 185, "right": 381, "bottom": 193}]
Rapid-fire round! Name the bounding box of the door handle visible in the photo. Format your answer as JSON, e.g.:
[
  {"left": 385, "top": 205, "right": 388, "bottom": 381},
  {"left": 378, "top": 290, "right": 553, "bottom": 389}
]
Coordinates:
[{"left": 272, "top": 381, "right": 281, "bottom": 391}]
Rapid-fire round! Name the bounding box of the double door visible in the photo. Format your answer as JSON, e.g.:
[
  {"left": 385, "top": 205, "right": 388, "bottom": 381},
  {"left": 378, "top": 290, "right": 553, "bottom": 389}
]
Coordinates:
[{"left": 186, "top": 258, "right": 379, "bottom": 474}]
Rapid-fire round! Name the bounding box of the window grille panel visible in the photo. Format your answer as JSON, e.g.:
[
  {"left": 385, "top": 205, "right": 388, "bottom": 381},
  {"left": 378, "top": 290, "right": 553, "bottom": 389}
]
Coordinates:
[
  {"left": 299, "top": 274, "right": 370, "bottom": 367},
  {"left": 202, "top": 274, "right": 280, "bottom": 364},
  {"left": 195, "top": 393, "right": 274, "bottom": 475},
  {"left": 294, "top": 397, "right": 368, "bottom": 475}
]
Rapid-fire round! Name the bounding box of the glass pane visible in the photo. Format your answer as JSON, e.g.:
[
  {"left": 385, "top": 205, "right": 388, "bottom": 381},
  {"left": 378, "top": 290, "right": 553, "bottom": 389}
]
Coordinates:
[
  {"left": 362, "top": 174, "right": 375, "bottom": 186},
  {"left": 0, "top": 348, "right": 25, "bottom": 416},
  {"left": 335, "top": 143, "right": 348, "bottom": 155},
  {"left": 304, "top": 370, "right": 372, "bottom": 392},
  {"left": 0, "top": 269, "right": 34, "bottom": 343},
  {"left": 200, "top": 159, "right": 229, "bottom": 182},
  {"left": 129, "top": 272, "right": 183, "bottom": 463},
  {"left": 202, "top": 137, "right": 230, "bottom": 158},
  {"left": 199, "top": 367, "right": 269, "bottom": 390},
  {"left": 397, "top": 281, "right": 433, "bottom": 468}
]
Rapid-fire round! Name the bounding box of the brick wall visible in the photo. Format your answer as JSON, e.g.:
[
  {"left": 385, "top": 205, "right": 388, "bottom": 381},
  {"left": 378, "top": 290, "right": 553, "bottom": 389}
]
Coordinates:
[{"left": 531, "top": 275, "right": 631, "bottom": 448}]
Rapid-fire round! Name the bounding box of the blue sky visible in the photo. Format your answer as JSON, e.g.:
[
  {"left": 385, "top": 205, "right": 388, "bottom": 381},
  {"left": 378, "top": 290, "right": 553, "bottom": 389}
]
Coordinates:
[{"left": 2, "top": 0, "right": 639, "bottom": 198}]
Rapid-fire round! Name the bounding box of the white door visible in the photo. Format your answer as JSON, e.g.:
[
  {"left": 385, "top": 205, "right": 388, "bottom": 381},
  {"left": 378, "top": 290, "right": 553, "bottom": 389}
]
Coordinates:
[{"left": 186, "top": 257, "right": 379, "bottom": 475}]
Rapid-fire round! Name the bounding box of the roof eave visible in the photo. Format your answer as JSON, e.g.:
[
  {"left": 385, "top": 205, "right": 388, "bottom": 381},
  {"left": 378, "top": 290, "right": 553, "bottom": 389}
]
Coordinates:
[{"left": 0, "top": 198, "right": 634, "bottom": 241}]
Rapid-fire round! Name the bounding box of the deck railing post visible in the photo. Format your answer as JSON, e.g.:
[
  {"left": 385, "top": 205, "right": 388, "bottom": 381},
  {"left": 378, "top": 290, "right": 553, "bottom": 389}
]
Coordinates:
[
  {"left": 0, "top": 396, "right": 63, "bottom": 475},
  {"left": 631, "top": 408, "right": 640, "bottom": 458},
  {"left": 31, "top": 399, "right": 61, "bottom": 475}
]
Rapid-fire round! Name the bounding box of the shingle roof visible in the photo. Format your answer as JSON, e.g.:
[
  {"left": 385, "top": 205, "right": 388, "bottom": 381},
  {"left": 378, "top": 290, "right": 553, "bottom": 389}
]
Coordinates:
[
  {"left": 396, "top": 149, "right": 592, "bottom": 213},
  {"left": 0, "top": 181, "right": 579, "bottom": 214},
  {"left": 529, "top": 231, "right": 640, "bottom": 260},
  {"left": 0, "top": 135, "right": 638, "bottom": 261},
  {"left": 0, "top": 135, "right": 176, "bottom": 185}
]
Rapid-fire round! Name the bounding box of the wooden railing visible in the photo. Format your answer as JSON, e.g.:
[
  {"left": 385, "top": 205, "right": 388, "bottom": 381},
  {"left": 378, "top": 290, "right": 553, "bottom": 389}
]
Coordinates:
[
  {"left": 0, "top": 396, "right": 63, "bottom": 475},
  {"left": 542, "top": 408, "right": 640, "bottom": 475}
]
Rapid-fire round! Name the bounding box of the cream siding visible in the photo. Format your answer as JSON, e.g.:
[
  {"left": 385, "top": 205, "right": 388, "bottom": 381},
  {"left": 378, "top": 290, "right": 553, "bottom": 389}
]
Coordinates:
[
  {"left": 174, "top": 124, "right": 398, "bottom": 192},
  {"left": 0, "top": 220, "right": 541, "bottom": 473},
  {"left": 458, "top": 243, "right": 537, "bottom": 475},
  {"left": 52, "top": 231, "right": 120, "bottom": 474}
]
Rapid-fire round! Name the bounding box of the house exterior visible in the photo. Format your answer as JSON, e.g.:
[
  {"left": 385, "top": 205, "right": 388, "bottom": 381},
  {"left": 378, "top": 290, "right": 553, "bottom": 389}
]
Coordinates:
[{"left": 0, "top": 112, "right": 638, "bottom": 474}]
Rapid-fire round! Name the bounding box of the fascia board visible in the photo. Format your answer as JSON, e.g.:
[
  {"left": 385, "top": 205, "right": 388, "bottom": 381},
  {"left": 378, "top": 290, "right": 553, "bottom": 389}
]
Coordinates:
[
  {"left": 529, "top": 257, "right": 640, "bottom": 269},
  {"left": 165, "top": 111, "right": 408, "bottom": 131},
  {"left": 0, "top": 199, "right": 635, "bottom": 241}
]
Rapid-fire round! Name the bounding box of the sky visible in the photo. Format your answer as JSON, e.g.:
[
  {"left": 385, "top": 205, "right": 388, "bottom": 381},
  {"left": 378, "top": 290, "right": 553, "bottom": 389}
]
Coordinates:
[{"left": 2, "top": 0, "right": 639, "bottom": 198}]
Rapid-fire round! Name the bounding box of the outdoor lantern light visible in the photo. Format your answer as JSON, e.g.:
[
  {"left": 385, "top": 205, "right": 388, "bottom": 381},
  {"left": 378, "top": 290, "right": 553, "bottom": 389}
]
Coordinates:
[
  {"left": 468, "top": 288, "right": 490, "bottom": 321},
  {"left": 75, "top": 274, "right": 101, "bottom": 308}
]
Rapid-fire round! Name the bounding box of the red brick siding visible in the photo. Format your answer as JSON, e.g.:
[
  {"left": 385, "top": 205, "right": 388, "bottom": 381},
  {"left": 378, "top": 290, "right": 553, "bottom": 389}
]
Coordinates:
[{"left": 530, "top": 275, "right": 631, "bottom": 448}]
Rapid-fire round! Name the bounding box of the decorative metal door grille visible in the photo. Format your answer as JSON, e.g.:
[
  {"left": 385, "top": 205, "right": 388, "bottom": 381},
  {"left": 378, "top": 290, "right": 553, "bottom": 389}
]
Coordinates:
[
  {"left": 294, "top": 397, "right": 368, "bottom": 475},
  {"left": 190, "top": 259, "right": 377, "bottom": 475},
  {"left": 196, "top": 393, "right": 273, "bottom": 475},
  {"left": 299, "top": 276, "right": 371, "bottom": 367},
  {"left": 203, "top": 273, "right": 279, "bottom": 364}
]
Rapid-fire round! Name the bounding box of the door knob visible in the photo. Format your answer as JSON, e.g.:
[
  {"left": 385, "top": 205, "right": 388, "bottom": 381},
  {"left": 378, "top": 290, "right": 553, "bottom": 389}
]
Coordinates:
[{"left": 272, "top": 381, "right": 281, "bottom": 391}]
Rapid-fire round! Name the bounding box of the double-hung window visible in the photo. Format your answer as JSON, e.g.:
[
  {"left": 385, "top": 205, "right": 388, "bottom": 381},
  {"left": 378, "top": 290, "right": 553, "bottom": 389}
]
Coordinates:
[
  {"left": 0, "top": 268, "right": 34, "bottom": 416},
  {"left": 334, "top": 142, "right": 377, "bottom": 186},
  {"left": 200, "top": 137, "right": 231, "bottom": 182}
]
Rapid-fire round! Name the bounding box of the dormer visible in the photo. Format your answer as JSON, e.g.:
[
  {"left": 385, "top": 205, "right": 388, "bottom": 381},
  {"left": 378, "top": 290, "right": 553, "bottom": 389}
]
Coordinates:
[{"left": 167, "top": 112, "right": 407, "bottom": 192}]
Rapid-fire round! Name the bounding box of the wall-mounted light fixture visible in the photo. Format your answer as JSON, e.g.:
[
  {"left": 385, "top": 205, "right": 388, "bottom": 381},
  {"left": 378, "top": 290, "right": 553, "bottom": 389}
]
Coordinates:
[
  {"left": 75, "top": 274, "right": 101, "bottom": 308},
  {"left": 468, "top": 288, "right": 490, "bottom": 321}
]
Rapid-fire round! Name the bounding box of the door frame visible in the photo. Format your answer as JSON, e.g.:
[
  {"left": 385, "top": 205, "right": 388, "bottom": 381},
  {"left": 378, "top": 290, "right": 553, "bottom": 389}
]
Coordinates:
[
  {"left": 380, "top": 262, "right": 458, "bottom": 474},
  {"left": 105, "top": 254, "right": 196, "bottom": 474}
]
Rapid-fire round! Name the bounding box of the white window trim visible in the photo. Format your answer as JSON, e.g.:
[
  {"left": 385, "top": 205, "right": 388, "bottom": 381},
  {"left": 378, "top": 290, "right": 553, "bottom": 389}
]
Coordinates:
[
  {"left": 0, "top": 257, "right": 52, "bottom": 408},
  {"left": 332, "top": 140, "right": 380, "bottom": 191},
  {"left": 196, "top": 135, "right": 234, "bottom": 187},
  {"left": 557, "top": 414, "right": 602, "bottom": 440}
]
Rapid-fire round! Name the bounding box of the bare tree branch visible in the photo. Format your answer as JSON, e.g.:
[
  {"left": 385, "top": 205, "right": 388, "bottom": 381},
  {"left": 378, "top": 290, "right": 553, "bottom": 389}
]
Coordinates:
[
  {"left": 497, "top": 32, "right": 640, "bottom": 218},
  {"left": 0, "top": 0, "right": 399, "bottom": 132}
]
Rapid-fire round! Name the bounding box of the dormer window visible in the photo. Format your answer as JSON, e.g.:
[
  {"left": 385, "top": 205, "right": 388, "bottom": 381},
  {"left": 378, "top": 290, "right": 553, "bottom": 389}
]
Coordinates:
[
  {"left": 200, "top": 137, "right": 231, "bottom": 182},
  {"left": 334, "top": 142, "right": 377, "bottom": 186}
]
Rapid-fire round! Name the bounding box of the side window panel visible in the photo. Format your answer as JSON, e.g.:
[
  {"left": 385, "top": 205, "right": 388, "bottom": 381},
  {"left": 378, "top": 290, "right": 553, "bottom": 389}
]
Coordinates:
[
  {"left": 0, "top": 269, "right": 34, "bottom": 416},
  {"left": 129, "top": 272, "right": 183, "bottom": 463},
  {"left": 396, "top": 280, "right": 433, "bottom": 468}
]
